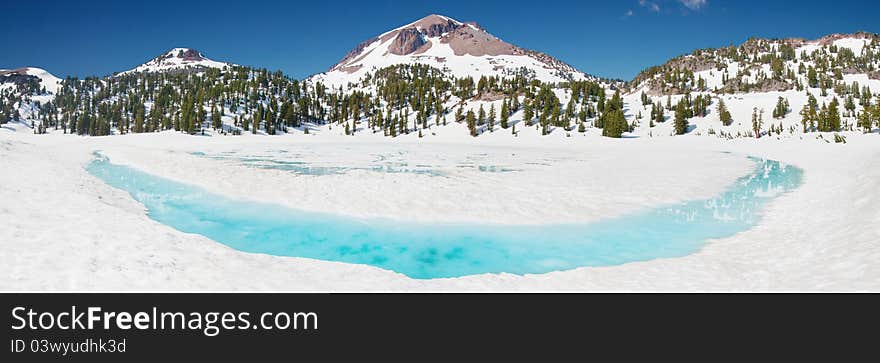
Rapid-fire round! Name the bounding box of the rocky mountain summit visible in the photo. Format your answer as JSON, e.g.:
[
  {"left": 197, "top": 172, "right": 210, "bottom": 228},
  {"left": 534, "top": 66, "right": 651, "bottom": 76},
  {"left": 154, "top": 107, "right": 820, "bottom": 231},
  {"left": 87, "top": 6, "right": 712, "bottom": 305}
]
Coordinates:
[{"left": 314, "top": 14, "right": 590, "bottom": 88}]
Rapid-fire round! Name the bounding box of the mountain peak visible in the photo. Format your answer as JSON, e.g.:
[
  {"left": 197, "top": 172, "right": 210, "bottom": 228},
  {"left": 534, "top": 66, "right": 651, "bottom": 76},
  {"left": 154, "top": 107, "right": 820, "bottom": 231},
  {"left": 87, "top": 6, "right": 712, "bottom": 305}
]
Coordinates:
[
  {"left": 161, "top": 48, "right": 207, "bottom": 61},
  {"left": 406, "top": 14, "right": 461, "bottom": 31},
  {"left": 315, "top": 15, "right": 587, "bottom": 87},
  {"left": 119, "top": 47, "right": 231, "bottom": 75}
]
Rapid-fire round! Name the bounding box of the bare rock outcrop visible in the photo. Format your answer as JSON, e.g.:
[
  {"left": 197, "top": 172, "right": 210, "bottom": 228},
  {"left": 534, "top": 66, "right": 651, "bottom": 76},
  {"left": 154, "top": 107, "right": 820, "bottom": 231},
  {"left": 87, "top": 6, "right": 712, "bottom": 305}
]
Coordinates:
[
  {"left": 178, "top": 49, "right": 205, "bottom": 62},
  {"left": 388, "top": 28, "right": 426, "bottom": 55},
  {"left": 417, "top": 16, "right": 460, "bottom": 37}
]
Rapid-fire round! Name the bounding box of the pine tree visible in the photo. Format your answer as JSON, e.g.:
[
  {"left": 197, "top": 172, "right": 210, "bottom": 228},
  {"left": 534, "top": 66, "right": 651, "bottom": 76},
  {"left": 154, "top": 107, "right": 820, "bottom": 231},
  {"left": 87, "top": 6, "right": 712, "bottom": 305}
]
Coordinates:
[
  {"left": 772, "top": 97, "right": 789, "bottom": 119},
  {"left": 466, "top": 109, "right": 477, "bottom": 137},
  {"left": 857, "top": 109, "right": 872, "bottom": 133},
  {"left": 252, "top": 110, "right": 260, "bottom": 134},
  {"left": 717, "top": 98, "right": 732, "bottom": 126},
  {"left": 601, "top": 110, "right": 627, "bottom": 138},
  {"left": 488, "top": 104, "right": 496, "bottom": 132},
  {"left": 844, "top": 95, "right": 856, "bottom": 116},
  {"left": 134, "top": 103, "right": 145, "bottom": 133},
  {"left": 826, "top": 97, "right": 841, "bottom": 132},
  {"left": 500, "top": 100, "right": 509, "bottom": 129},
  {"left": 874, "top": 95, "right": 880, "bottom": 131},
  {"left": 211, "top": 103, "right": 222, "bottom": 130},
  {"left": 674, "top": 99, "right": 689, "bottom": 135},
  {"left": 434, "top": 110, "right": 441, "bottom": 128},
  {"left": 523, "top": 99, "right": 534, "bottom": 125},
  {"left": 817, "top": 103, "right": 828, "bottom": 132},
  {"left": 807, "top": 66, "right": 819, "bottom": 88},
  {"left": 651, "top": 104, "right": 664, "bottom": 124},
  {"left": 799, "top": 105, "right": 810, "bottom": 133},
  {"left": 752, "top": 107, "right": 763, "bottom": 138}
]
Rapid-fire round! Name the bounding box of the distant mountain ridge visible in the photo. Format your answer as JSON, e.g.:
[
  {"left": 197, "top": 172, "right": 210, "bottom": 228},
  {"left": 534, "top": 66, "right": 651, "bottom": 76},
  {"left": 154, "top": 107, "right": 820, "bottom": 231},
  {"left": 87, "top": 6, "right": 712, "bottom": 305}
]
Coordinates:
[
  {"left": 630, "top": 32, "right": 880, "bottom": 96},
  {"left": 1, "top": 20, "right": 878, "bottom": 141}
]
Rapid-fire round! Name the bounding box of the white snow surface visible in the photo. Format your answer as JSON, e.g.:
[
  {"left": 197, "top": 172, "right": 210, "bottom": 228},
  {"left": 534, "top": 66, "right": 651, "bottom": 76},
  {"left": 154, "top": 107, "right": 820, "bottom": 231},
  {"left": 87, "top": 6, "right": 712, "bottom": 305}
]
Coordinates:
[
  {"left": 24, "top": 67, "right": 62, "bottom": 95},
  {"left": 832, "top": 38, "right": 868, "bottom": 56},
  {"left": 1, "top": 126, "right": 878, "bottom": 291}
]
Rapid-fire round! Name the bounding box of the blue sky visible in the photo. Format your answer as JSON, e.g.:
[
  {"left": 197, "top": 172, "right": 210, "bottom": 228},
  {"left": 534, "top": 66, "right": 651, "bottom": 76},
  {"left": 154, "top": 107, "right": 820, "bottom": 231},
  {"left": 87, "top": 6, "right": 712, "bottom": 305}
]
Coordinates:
[{"left": 2, "top": 0, "right": 878, "bottom": 80}]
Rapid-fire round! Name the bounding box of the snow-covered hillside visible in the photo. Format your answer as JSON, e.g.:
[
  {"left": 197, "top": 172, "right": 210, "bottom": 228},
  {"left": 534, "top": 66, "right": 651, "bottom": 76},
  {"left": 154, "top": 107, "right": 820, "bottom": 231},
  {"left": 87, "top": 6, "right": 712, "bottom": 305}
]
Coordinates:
[
  {"left": 309, "top": 14, "right": 591, "bottom": 89},
  {"left": 0, "top": 67, "right": 61, "bottom": 95},
  {"left": 119, "top": 48, "right": 232, "bottom": 75},
  {"left": 0, "top": 67, "right": 62, "bottom": 127},
  {"left": 624, "top": 33, "right": 880, "bottom": 139}
]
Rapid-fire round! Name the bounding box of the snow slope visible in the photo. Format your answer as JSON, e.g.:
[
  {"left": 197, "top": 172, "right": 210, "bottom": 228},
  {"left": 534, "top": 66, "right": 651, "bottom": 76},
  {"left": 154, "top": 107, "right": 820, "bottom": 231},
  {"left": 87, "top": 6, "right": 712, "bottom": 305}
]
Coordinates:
[
  {"left": 23, "top": 67, "right": 61, "bottom": 95},
  {"left": 1, "top": 126, "right": 878, "bottom": 291},
  {"left": 309, "top": 14, "right": 590, "bottom": 89}
]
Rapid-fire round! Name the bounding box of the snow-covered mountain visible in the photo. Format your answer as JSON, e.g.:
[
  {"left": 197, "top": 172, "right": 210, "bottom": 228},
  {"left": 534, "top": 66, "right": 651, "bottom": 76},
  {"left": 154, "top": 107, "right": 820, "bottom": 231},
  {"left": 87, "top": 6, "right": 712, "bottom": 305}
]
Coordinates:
[
  {"left": 309, "top": 14, "right": 591, "bottom": 88},
  {"left": 118, "top": 48, "right": 232, "bottom": 75},
  {"left": 0, "top": 67, "right": 61, "bottom": 95}
]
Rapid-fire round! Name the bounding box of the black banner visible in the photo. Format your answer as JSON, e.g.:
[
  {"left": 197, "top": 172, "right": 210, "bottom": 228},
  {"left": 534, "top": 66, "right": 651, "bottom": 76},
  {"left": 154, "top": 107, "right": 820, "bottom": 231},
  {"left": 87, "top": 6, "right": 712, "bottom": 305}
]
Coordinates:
[{"left": 1, "top": 293, "right": 876, "bottom": 361}]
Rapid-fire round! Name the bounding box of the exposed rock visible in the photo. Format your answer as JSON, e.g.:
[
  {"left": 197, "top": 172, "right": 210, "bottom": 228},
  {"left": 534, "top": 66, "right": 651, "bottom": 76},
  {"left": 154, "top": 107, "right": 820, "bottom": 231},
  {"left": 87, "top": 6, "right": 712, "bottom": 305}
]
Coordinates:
[
  {"left": 0, "top": 68, "right": 28, "bottom": 76},
  {"left": 178, "top": 49, "right": 205, "bottom": 62},
  {"left": 388, "top": 28, "right": 426, "bottom": 55},
  {"left": 719, "top": 78, "right": 794, "bottom": 94},
  {"left": 152, "top": 48, "right": 206, "bottom": 64},
  {"left": 412, "top": 15, "right": 460, "bottom": 37},
  {"left": 336, "top": 65, "right": 363, "bottom": 74},
  {"left": 517, "top": 48, "right": 581, "bottom": 75},
  {"left": 441, "top": 25, "right": 516, "bottom": 57},
  {"left": 472, "top": 91, "right": 507, "bottom": 102}
]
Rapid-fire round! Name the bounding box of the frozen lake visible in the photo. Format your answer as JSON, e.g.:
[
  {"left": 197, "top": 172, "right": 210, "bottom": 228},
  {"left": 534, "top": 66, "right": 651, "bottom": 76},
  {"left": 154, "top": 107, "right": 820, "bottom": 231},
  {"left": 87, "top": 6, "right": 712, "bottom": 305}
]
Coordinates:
[{"left": 86, "top": 153, "right": 802, "bottom": 279}]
